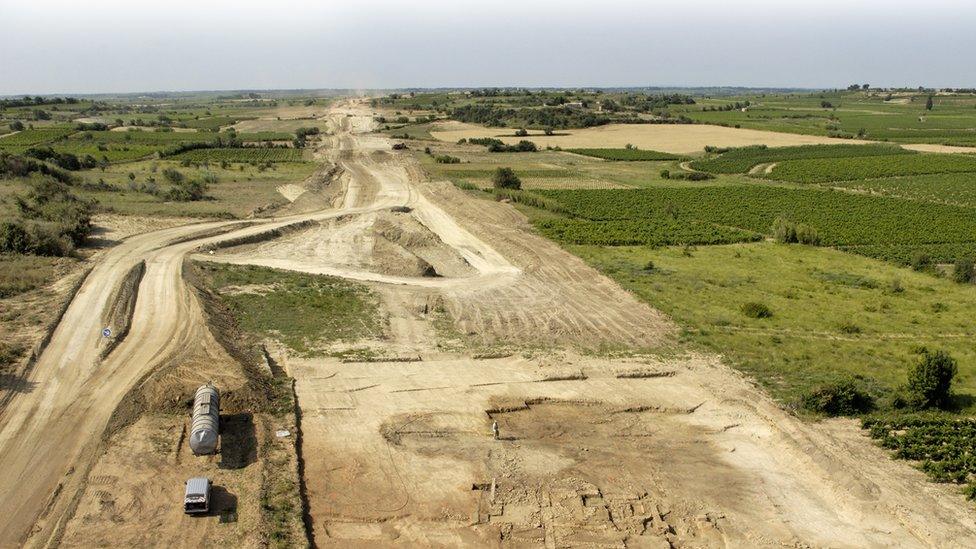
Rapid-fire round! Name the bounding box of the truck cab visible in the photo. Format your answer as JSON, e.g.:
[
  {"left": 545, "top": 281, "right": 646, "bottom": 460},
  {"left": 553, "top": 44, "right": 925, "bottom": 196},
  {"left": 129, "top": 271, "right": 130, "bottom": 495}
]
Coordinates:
[{"left": 184, "top": 477, "right": 211, "bottom": 515}]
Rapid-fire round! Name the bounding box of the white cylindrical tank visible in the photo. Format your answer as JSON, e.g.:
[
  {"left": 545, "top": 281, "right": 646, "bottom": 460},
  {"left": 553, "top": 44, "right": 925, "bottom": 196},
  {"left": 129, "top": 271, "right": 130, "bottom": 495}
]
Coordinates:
[{"left": 189, "top": 383, "right": 219, "bottom": 455}]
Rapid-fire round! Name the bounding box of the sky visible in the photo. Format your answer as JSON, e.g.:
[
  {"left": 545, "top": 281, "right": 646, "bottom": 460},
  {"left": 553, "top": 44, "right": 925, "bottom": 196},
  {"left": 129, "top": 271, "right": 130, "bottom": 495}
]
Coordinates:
[{"left": 2, "top": 0, "right": 975, "bottom": 95}]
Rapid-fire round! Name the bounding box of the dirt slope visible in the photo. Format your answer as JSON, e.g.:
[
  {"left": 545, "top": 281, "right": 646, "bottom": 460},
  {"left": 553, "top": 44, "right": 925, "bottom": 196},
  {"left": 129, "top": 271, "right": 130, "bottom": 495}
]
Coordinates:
[{"left": 3, "top": 102, "right": 976, "bottom": 548}]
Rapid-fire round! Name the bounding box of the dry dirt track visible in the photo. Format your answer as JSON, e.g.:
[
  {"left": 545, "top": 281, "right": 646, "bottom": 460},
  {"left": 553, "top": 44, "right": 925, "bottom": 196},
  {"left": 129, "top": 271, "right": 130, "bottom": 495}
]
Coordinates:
[
  {"left": 3, "top": 102, "right": 976, "bottom": 548},
  {"left": 0, "top": 106, "right": 443, "bottom": 548}
]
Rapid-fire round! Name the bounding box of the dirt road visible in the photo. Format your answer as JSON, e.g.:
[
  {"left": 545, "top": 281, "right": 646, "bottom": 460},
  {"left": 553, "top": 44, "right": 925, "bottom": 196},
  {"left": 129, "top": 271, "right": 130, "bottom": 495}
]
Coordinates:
[
  {"left": 0, "top": 106, "right": 430, "bottom": 547},
  {"left": 4, "top": 102, "right": 976, "bottom": 548}
]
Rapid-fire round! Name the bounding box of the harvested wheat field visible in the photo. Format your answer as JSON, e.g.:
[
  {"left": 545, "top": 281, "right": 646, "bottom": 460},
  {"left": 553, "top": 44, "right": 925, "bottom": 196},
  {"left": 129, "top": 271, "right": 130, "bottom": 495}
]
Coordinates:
[
  {"left": 430, "top": 121, "right": 873, "bottom": 155},
  {"left": 901, "top": 143, "right": 976, "bottom": 154}
]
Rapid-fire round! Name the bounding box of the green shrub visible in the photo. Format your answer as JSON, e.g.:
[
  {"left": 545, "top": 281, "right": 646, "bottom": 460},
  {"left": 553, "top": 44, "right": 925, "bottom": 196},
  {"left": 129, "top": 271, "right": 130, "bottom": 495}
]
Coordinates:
[
  {"left": 166, "top": 179, "right": 208, "bottom": 202},
  {"left": 906, "top": 349, "right": 957, "bottom": 410},
  {"left": 952, "top": 257, "right": 974, "bottom": 284},
  {"left": 801, "top": 378, "right": 875, "bottom": 416},
  {"left": 492, "top": 167, "right": 521, "bottom": 190},
  {"left": 0, "top": 221, "right": 32, "bottom": 254},
  {"left": 773, "top": 217, "right": 820, "bottom": 245},
  {"left": 911, "top": 251, "right": 932, "bottom": 271},
  {"left": 772, "top": 217, "right": 797, "bottom": 243},
  {"left": 162, "top": 167, "right": 184, "bottom": 184},
  {"left": 741, "top": 301, "right": 772, "bottom": 319},
  {"left": 795, "top": 224, "right": 821, "bottom": 245}
]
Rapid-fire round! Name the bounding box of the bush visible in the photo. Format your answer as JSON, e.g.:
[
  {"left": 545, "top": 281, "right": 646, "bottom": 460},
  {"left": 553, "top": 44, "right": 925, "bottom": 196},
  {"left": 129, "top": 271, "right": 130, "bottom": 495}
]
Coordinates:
[
  {"left": 660, "top": 170, "right": 713, "bottom": 181},
  {"left": 796, "top": 224, "right": 820, "bottom": 245},
  {"left": 773, "top": 217, "right": 820, "bottom": 245},
  {"left": 741, "top": 301, "right": 772, "bottom": 319},
  {"left": 906, "top": 349, "right": 957, "bottom": 410},
  {"left": 911, "top": 251, "right": 932, "bottom": 271},
  {"left": 14, "top": 178, "right": 95, "bottom": 249},
  {"left": 952, "top": 257, "right": 974, "bottom": 284},
  {"left": 492, "top": 167, "right": 521, "bottom": 190},
  {"left": 801, "top": 378, "right": 875, "bottom": 416},
  {"left": 162, "top": 167, "right": 184, "bottom": 184},
  {"left": 434, "top": 154, "right": 460, "bottom": 164},
  {"left": 0, "top": 221, "right": 31, "bottom": 254},
  {"left": 166, "top": 179, "right": 208, "bottom": 201},
  {"left": 487, "top": 140, "right": 537, "bottom": 153},
  {"left": 772, "top": 217, "right": 796, "bottom": 243}
]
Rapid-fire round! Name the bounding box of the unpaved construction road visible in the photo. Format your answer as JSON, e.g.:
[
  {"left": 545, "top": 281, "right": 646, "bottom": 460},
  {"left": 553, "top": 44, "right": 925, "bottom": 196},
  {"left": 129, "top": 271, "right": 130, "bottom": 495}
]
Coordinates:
[{"left": 3, "top": 102, "right": 976, "bottom": 548}]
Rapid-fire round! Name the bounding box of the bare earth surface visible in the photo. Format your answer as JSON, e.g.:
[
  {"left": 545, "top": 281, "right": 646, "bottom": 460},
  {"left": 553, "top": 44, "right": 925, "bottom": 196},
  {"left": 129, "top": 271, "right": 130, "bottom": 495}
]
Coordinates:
[
  {"left": 901, "top": 143, "right": 976, "bottom": 154},
  {"left": 429, "top": 121, "right": 874, "bottom": 155},
  {"left": 2, "top": 102, "right": 976, "bottom": 548}
]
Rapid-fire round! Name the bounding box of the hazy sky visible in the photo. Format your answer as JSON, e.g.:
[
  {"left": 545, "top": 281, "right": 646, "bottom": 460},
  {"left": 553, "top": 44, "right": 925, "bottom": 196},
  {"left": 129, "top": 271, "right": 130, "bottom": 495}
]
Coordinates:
[{"left": 2, "top": 0, "right": 975, "bottom": 95}]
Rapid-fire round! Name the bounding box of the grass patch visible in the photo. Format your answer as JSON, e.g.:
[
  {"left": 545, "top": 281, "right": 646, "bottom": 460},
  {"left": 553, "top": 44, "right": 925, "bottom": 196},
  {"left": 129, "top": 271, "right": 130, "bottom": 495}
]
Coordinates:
[
  {"left": 567, "top": 242, "right": 976, "bottom": 412},
  {"left": 194, "top": 262, "right": 382, "bottom": 354},
  {"left": 0, "top": 254, "right": 74, "bottom": 297}
]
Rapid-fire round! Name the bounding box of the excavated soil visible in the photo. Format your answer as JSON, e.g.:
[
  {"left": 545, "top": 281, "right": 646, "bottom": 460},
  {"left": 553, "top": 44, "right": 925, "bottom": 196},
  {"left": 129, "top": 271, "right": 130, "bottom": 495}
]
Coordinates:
[
  {"left": 6, "top": 101, "right": 976, "bottom": 549},
  {"left": 211, "top": 209, "right": 478, "bottom": 281}
]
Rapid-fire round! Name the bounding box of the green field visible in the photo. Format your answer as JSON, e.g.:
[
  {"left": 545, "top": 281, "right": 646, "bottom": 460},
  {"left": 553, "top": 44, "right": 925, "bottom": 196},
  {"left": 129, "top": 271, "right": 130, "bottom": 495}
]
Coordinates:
[
  {"left": 173, "top": 147, "right": 305, "bottom": 163},
  {"left": 669, "top": 92, "right": 976, "bottom": 146},
  {"left": 823, "top": 173, "right": 976, "bottom": 208},
  {"left": 0, "top": 127, "right": 76, "bottom": 149},
  {"left": 568, "top": 148, "right": 682, "bottom": 161},
  {"left": 765, "top": 153, "right": 976, "bottom": 183},
  {"left": 690, "top": 143, "right": 914, "bottom": 174},
  {"left": 533, "top": 186, "right": 976, "bottom": 263}
]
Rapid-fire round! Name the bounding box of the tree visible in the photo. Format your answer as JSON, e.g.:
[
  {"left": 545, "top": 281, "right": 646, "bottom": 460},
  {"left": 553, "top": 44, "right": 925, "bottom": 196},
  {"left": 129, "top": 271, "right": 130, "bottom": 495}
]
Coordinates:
[
  {"left": 906, "top": 349, "right": 957, "bottom": 410},
  {"left": 925, "top": 95, "right": 934, "bottom": 111},
  {"left": 491, "top": 167, "right": 521, "bottom": 190}
]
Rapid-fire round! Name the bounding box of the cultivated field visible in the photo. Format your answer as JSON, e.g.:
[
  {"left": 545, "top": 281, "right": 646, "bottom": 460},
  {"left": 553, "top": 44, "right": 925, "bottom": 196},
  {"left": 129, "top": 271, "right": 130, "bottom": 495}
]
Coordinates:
[{"left": 430, "top": 120, "right": 874, "bottom": 154}]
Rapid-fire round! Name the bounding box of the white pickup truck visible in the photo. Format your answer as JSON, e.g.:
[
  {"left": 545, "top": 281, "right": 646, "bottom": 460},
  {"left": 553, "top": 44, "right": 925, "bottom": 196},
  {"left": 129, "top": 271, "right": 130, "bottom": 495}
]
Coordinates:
[{"left": 183, "top": 477, "right": 211, "bottom": 515}]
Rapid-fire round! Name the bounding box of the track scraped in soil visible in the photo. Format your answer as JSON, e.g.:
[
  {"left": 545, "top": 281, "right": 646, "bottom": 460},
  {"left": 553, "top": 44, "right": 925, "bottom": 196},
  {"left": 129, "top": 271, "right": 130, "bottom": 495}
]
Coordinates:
[{"left": 3, "top": 102, "right": 976, "bottom": 548}]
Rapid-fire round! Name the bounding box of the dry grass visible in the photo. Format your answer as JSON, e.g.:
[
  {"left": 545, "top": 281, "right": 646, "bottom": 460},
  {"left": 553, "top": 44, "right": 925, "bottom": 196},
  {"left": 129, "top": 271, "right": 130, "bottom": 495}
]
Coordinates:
[{"left": 0, "top": 255, "right": 73, "bottom": 298}]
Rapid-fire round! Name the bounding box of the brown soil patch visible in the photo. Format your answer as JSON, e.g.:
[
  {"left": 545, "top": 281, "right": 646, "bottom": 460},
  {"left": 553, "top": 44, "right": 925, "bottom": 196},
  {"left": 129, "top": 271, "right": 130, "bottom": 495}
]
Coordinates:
[
  {"left": 901, "top": 143, "right": 976, "bottom": 154},
  {"left": 431, "top": 121, "right": 873, "bottom": 155}
]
